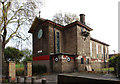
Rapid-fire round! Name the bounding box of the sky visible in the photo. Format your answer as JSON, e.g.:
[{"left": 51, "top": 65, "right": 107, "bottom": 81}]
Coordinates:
[
  {"left": 5, "top": 0, "right": 119, "bottom": 54},
  {"left": 39, "top": 0, "right": 119, "bottom": 54}
]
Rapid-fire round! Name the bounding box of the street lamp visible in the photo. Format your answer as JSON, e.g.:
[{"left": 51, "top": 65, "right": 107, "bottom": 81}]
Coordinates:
[{"left": 113, "top": 50, "right": 116, "bottom": 56}]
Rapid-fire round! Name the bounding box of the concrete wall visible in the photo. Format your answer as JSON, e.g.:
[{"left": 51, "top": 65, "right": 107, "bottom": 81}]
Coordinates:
[{"left": 58, "top": 75, "right": 120, "bottom": 84}]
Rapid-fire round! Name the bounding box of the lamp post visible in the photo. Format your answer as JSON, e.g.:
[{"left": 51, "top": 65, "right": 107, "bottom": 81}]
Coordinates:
[{"left": 113, "top": 50, "right": 116, "bottom": 56}]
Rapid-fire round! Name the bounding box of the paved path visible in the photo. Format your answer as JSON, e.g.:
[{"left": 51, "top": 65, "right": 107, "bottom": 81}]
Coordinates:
[
  {"left": 66, "top": 72, "right": 120, "bottom": 81},
  {"left": 37, "top": 72, "right": 119, "bottom": 83},
  {"left": 14, "top": 73, "right": 120, "bottom": 84}
]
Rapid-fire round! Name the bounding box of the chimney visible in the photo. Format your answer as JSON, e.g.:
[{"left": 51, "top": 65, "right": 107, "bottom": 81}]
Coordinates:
[{"left": 80, "top": 14, "right": 85, "bottom": 24}]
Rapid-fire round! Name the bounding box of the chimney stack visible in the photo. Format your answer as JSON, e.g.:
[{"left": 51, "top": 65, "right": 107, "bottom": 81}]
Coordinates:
[{"left": 80, "top": 14, "right": 85, "bottom": 24}]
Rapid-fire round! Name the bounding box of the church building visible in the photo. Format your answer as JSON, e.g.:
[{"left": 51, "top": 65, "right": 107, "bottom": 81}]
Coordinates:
[{"left": 28, "top": 14, "right": 109, "bottom": 72}]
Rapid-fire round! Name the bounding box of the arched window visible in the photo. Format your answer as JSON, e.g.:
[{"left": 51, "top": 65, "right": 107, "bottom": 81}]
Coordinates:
[{"left": 56, "top": 32, "right": 60, "bottom": 53}]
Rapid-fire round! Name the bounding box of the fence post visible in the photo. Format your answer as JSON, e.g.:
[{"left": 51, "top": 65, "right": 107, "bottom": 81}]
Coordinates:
[
  {"left": 8, "top": 76, "right": 11, "bottom": 83},
  {"left": 24, "top": 61, "right": 32, "bottom": 77},
  {"left": 7, "top": 61, "right": 16, "bottom": 81},
  {"left": 24, "top": 76, "right": 28, "bottom": 83},
  {"left": 17, "top": 76, "right": 21, "bottom": 83},
  {"left": 31, "top": 77, "right": 36, "bottom": 84},
  {"left": 42, "top": 78, "right": 46, "bottom": 84}
]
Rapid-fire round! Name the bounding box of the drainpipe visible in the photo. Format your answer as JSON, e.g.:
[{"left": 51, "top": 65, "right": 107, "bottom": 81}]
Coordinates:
[
  {"left": 53, "top": 27, "right": 56, "bottom": 54},
  {"left": 104, "top": 45, "right": 106, "bottom": 68}
]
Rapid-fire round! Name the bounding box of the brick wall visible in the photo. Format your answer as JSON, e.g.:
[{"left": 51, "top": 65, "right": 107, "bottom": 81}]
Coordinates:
[
  {"left": 90, "top": 40, "right": 109, "bottom": 62},
  {"left": 33, "top": 60, "right": 51, "bottom": 72},
  {"left": 24, "top": 62, "right": 32, "bottom": 77},
  {"left": 77, "top": 26, "right": 90, "bottom": 56},
  {"left": 33, "top": 23, "right": 49, "bottom": 57},
  {"left": 7, "top": 61, "right": 16, "bottom": 81},
  {"left": 90, "top": 62, "right": 104, "bottom": 71},
  {"left": 62, "top": 56, "right": 74, "bottom": 72},
  {"left": 63, "top": 26, "right": 77, "bottom": 54},
  {"left": 48, "top": 24, "right": 63, "bottom": 53},
  {"left": 53, "top": 55, "right": 74, "bottom": 73}
]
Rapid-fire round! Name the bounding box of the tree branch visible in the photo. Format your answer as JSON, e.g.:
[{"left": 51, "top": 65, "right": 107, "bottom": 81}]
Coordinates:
[
  {"left": 2, "top": 6, "right": 24, "bottom": 31},
  {"left": 5, "top": 20, "right": 23, "bottom": 45}
]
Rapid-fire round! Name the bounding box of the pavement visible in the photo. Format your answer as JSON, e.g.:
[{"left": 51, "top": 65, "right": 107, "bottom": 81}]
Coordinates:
[{"left": 11, "top": 72, "right": 120, "bottom": 84}]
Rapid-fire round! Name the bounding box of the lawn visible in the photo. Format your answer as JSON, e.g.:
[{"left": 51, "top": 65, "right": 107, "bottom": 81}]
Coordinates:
[
  {"left": 16, "top": 64, "right": 24, "bottom": 76},
  {"left": 16, "top": 64, "right": 24, "bottom": 71},
  {"left": 16, "top": 63, "right": 24, "bottom": 68},
  {"left": 102, "top": 67, "right": 114, "bottom": 72}
]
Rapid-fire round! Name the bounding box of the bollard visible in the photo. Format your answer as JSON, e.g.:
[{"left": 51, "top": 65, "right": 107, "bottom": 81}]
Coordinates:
[
  {"left": 17, "top": 76, "right": 21, "bottom": 83},
  {"left": 42, "top": 78, "right": 46, "bottom": 84},
  {"left": 24, "top": 76, "right": 28, "bottom": 84},
  {"left": 8, "top": 76, "right": 11, "bottom": 83},
  {"left": 31, "top": 77, "right": 36, "bottom": 84}
]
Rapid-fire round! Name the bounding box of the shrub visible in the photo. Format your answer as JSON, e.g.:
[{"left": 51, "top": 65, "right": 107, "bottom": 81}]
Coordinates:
[
  {"left": 109, "top": 55, "right": 120, "bottom": 77},
  {"left": 32, "top": 65, "right": 47, "bottom": 75},
  {"left": 16, "top": 70, "right": 24, "bottom": 76}
]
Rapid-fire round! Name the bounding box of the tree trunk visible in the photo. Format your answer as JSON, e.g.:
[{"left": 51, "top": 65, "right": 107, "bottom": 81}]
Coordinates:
[
  {"left": 2, "top": 28, "right": 7, "bottom": 76},
  {"left": 2, "top": 44, "right": 7, "bottom": 76},
  {"left": 0, "top": 35, "right": 2, "bottom": 82}
]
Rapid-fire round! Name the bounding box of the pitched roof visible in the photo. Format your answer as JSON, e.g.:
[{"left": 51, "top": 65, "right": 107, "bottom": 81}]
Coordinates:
[
  {"left": 28, "top": 17, "right": 93, "bottom": 33},
  {"left": 64, "top": 21, "right": 93, "bottom": 31},
  {"left": 90, "top": 37, "right": 109, "bottom": 46}
]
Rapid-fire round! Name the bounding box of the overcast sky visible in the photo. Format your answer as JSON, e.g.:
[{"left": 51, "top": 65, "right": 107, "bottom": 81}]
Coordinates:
[
  {"left": 39, "top": 0, "right": 119, "bottom": 54},
  {"left": 6, "top": 0, "right": 119, "bottom": 54}
]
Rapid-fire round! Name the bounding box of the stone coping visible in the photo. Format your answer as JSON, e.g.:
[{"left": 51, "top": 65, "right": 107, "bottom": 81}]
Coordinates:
[{"left": 58, "top": 73, "right": 120, "bottom": 81}]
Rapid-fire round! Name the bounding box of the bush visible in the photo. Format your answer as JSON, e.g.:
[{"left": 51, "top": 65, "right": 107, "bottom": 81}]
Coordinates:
[
  {"left": 16, "top": 70, "right": 24, "bottom": 76},
  {"left": 32, "top": 65, "right": 47, "bottom": 75},
  {"left": 109, "top": 55, "right": 120, "bottom": 77}
]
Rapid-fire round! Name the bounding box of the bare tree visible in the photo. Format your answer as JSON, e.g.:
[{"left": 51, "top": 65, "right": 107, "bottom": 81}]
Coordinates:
[
  {"left": 0, "top": 0, "right": 43, "bottom": 71},
  {"left": 52, "top": 12, "right": 79, "bottom": 26}
]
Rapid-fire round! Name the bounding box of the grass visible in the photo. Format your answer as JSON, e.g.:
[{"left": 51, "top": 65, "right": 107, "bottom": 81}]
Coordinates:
[
  {"left": 102, "top": 67, "right": 114, "bottom": 72},
  {"left": 16, "top": 63, "right": 24, "bottom": 68},
  {"left": 16, "top": 64, "right": 24, "bottom": 76},
  {"left": 16, "top": 63, "right": 24, "bottom": 71}
]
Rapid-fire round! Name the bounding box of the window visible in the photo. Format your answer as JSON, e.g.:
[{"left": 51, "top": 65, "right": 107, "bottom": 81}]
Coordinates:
[
  {"left": 81, "top": 58, "right": 84, "bottom": 64},
  {"left": 81, "top": 27, "right": 83, "bottom": 32},
  {"left": 86, "top": 59, "right": 89, "bottom": 64},
  {"left": 96, "top": 44, "right": 98, "bottom": 58},
  {"left": 90, "top": 42, "right": 92, "bottom": 57},
  {"left": 106, "top": 47, "right": 107, "bottom": 59},
  {"left": 56, "top": 32, "right": 60, "bottom": 53},
  {"left": 101, "top": 45, "right": 103, "bottom": 58}
]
